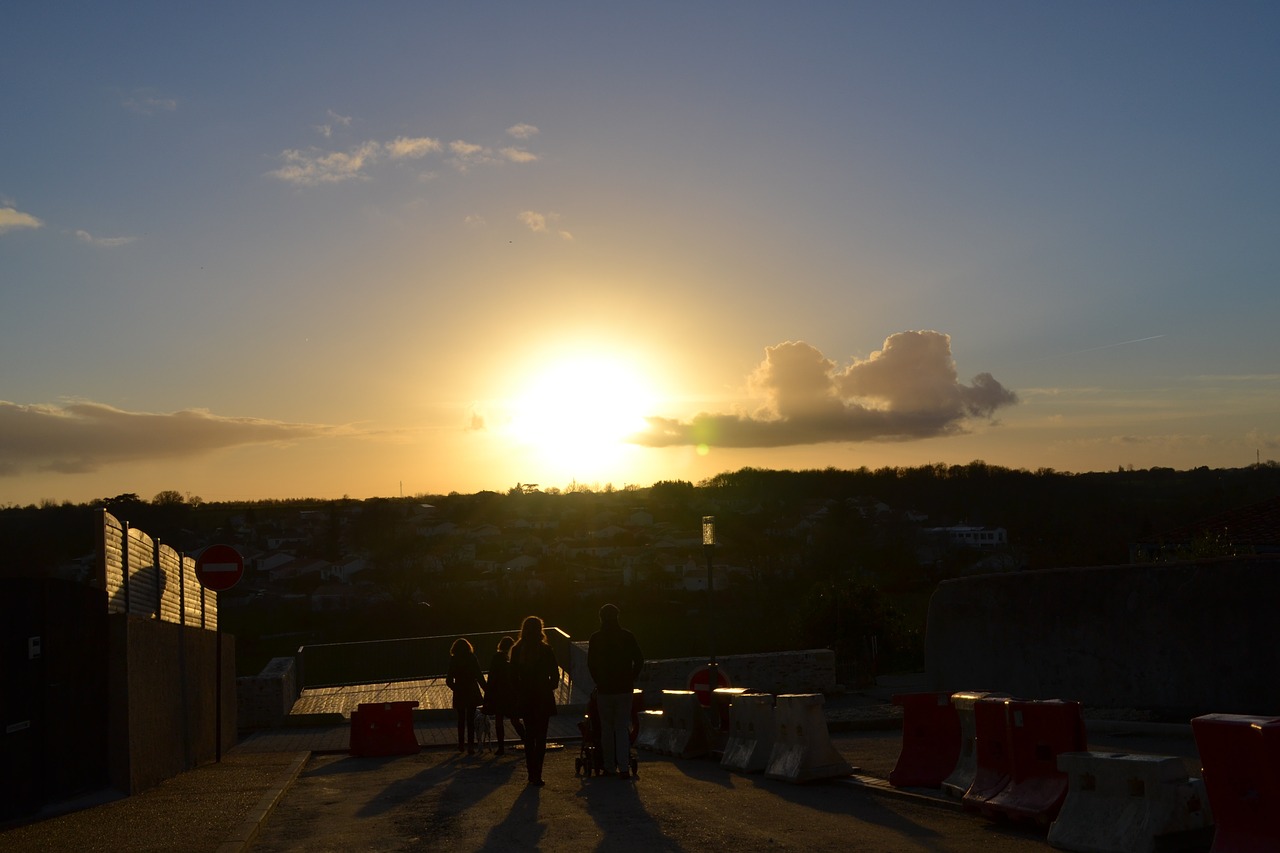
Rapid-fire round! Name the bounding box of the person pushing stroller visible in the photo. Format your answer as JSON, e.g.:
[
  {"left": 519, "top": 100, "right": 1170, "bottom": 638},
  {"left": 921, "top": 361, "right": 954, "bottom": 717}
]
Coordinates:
[{"left": 587, "top": 603, "right": 645, "bottom": 778}]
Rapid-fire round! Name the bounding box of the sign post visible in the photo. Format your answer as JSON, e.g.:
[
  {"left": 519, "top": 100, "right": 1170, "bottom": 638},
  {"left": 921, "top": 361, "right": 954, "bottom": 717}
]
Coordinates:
[{"left": 195, "top": 544, "right": 243, "bottom": 761}]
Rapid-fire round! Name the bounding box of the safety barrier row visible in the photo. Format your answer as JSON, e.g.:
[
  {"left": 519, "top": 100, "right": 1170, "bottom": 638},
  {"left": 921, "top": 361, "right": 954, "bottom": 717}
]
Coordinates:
[
  {"left": 1191, "top": 713, "right": 1280, "bottom": 852},
  {"left": 349, "top": 701, "right": 420, "bottom": 757}
]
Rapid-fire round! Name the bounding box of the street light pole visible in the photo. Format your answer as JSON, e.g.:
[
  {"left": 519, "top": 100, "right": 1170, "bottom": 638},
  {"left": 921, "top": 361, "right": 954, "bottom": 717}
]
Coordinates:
[{"left": 702, "top": 515, "right": 717, "bottom": 702}]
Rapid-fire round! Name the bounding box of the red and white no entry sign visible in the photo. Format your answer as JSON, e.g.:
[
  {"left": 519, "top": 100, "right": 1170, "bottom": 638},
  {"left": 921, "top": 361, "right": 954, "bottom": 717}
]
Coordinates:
[{"left": 195, "top": 543, "right": 244, "bottom": 592}]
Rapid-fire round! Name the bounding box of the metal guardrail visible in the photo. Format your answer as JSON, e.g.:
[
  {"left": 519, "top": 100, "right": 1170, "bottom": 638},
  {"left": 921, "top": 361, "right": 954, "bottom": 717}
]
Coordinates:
[{"left": 297, "top": 626, "right": 574, "bottom": 691}]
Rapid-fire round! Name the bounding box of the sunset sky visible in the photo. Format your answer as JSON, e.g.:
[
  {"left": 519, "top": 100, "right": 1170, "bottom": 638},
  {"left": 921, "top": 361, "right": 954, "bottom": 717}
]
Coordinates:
[{"left": 3, "top": 3, "right": 1279, "bottom": 506}]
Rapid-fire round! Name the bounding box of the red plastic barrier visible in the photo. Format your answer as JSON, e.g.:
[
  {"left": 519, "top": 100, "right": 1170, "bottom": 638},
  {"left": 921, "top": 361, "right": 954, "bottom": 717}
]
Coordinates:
[
  {"left": 962, "top": 697, "right": 1013, "bottom": 815},
  {"left": 1192, "top": 713, "right": 1280, "bottom": 852},
  {"left": 350, "top": 700, "right": 421, "bottom": 757},
  {"left": 889, "top": 692, "right": 962, "bottom": 788},
  {"left": 986, "top": 699, "right": 1086, "bottom": 825}
]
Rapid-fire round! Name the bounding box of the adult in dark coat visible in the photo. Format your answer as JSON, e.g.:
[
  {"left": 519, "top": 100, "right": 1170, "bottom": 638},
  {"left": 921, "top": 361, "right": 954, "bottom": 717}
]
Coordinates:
[
  {"left": 484, "top": 635, "right": 525, "bottom": 755},
  {"left": 509, "top": 615, "right": 560, "bottom": 786},
  {"left": 446, "top": 637, "right": 487, "bottom": 754},
  {"left": 587, "top": 603, "right": 645, "bottom": 776}
]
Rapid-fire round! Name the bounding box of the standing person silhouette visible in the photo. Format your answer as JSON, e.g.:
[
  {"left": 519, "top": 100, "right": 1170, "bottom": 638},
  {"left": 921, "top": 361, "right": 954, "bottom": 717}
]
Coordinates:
[
  {"left": 510, "top": 615, "right": 560, "bottom": 786},
  {"left": 485, "top": 635, "right": 526, "bottom": 756},
  {"left": 587, "top": 603, "right": 645, "bottom": 777},
  {"left": 445, "top": 637, "right": 486, "bottom": 755}
]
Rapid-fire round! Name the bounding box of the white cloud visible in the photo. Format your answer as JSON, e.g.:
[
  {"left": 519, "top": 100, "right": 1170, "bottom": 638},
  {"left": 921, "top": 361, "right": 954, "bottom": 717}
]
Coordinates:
[
  {"left": 269, "top": 141, "right": 381, "bottom": 185},
  {"left": 0, "top": 207, "right": 43, "bottom": 234},
  {"left": 0, "top": 401, "right": 340, "bottom": 476},
  {"left": 75, "top": 230, "right": 137, "bottom": 248},
  {"left": 316, "top": 109, "right": 353, "bottom": 138},
  {"left": 464, "top": 214, "right": 487, "bottom": 227},
  {"left": 507, "top": 123, "right": 539, "bottom": 139},
  {"left": 631, "top": 331, "right": 1018, "bottom": 448},
  {"left": 518, "top": 210, "right": 572, "bottom": 239},
  {"left": 122, "top": 89, "right": 178, "bottom": 114},
  {"left": 518, "top": 210, "right": 548, "bottom": 232},
  {"left": 386, "top": 136, "right": 443, "bottom": 159},
  {"left": 501, "top": 147, "right": 538, "bottom": 163}
]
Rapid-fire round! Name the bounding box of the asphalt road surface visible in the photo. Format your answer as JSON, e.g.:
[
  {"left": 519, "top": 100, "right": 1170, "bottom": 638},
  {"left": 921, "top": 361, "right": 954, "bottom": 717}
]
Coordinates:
[{"left": 251, "top": 741, "right": 1050, "bottom": 853}]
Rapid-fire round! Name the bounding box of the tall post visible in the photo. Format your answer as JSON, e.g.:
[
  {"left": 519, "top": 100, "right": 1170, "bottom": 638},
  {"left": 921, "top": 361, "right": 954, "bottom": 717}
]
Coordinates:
[{"left": 702, "top": 516, "right": 718, "bottom": 703}]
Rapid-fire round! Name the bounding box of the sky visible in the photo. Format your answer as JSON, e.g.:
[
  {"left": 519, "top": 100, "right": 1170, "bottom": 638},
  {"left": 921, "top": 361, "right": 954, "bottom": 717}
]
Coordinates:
[{"left": 3, "top": 2, "right": 1279, "bottom": 506}]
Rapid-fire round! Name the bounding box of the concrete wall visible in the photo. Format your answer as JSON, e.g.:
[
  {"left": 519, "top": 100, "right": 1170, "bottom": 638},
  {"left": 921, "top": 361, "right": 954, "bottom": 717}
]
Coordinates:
[
  {"left": 925, "top": 555, "right": 1280, "bottom": 718},
  {"left": 237, "top": 656, "right": 298, "bottom": 730}
]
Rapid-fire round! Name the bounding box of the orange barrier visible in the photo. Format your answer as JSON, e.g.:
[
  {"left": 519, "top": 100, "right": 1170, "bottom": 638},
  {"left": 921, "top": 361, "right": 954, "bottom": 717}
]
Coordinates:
[
  {"left": 1192, "top": 713, "right": 1280, "bottom": 852},
  {"left": 349, "top": 701, "right": 420, "bottom": 757},
  {"left": 1048, "top": 751, "right": 1213, "bottom": 853},
  {"left": 721, "top": 693, "right": 775, "bottom": 774},
  {"left": 965, "top": 698, "right": 1086, "bottom": 825},
  {"left": 889, "top": 692, "right": 961, "bottom": 789},
  {"left": 942, "top": 691, "right": 1001, "bottom": 798},
  {"left": 765, "top": 693, "right": 853, "bottom": 783}
]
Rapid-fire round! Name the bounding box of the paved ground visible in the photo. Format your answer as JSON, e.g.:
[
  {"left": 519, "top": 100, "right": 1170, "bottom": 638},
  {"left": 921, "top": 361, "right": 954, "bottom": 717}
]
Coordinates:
[{"left": 0, "top": 675, "right": 1207, "bottom": 853}]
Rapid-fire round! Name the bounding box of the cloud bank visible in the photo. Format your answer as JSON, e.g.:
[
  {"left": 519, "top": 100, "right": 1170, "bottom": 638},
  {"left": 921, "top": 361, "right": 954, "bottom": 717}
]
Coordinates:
[
  {"left": 631, "top": 331, "right": 1018, "bottom": 448},
  {"left": 270, "top": 123, "right": 539, "bottom": 186},
  {"left": 0, "top": 401, "right": 339, "bottom": 476}
]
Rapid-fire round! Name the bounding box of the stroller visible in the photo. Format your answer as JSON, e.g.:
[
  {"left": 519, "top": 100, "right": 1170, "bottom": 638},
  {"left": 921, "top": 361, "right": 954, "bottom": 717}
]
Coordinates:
[{"left": 575, "top": 688, "right": 640, "bottom": 777}]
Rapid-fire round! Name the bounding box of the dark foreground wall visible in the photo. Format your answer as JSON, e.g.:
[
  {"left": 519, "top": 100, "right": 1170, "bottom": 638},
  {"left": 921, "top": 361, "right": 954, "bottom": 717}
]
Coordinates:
[
  {"left": 925, "top": 555, "right": 1280, "bottom": 719},
  {"left": 109, "top": 614, "right": 236, "bottom": 794}
]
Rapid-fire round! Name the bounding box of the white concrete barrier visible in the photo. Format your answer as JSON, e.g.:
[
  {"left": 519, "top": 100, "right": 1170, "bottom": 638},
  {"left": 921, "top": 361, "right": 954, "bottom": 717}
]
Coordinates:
[
  {"left": 659, "top": 690, "right": 710, "bottom": 759},
  {"left": 721, "top": 693, "right": 775, "bottom": 774},
  {"left": 1047, "top": 751, "right": 1213, "bottom": 853},
  {"left": 942, "top": 691, "right": 1000, "bottom": 798},
  {"left": 765, "top": 693, "right": 852, "bottom": 783},
  {"left": 635, "top": 709, "right": 666, "bottom": 753}
]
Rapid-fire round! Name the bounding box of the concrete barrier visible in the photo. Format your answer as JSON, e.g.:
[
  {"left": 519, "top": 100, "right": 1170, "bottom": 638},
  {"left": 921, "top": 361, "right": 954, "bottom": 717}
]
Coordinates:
[
  {"left": 237, "top": 656, "right": 298, "bottom": 730},
  {"left": 942, "top": 691, "right": 1001, "bottom": 798},
  {"left": 1047, "top": 751, "right": 1213, "bottom": 853},
  {"left": 659, "top": 690, "right": 710, "bottom": 759},
  {"left": 721, "top": 693, "right": 775, "bottom": 774},
  {"left": 765, "top": 693, "right": 853, "bottom": 783},
  {"left": 636, "top": 709, "right": 666, "bottom": 753}
]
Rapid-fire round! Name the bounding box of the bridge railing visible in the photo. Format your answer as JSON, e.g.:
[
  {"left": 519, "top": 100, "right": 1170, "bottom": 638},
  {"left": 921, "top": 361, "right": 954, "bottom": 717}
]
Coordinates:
[{"left": 297, "top": 626, "right": 573, "bottom": 691}]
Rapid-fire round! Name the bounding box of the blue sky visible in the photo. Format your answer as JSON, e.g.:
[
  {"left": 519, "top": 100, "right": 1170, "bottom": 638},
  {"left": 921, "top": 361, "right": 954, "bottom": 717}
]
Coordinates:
[{"left": 3, "top": 2, "right": 1278, "bottom": 505}]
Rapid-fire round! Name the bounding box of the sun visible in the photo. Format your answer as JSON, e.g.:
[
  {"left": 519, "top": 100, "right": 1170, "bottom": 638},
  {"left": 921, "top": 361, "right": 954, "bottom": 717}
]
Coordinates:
[{"left": 506, "top": 355, "right": 656, "bottom": 471}]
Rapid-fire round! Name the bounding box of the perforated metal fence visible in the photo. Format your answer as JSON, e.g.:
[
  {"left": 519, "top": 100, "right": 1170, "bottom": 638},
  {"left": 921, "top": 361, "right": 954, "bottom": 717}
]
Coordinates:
[{"left": 98, "top": 510, "right": 216, "bottom": 629}]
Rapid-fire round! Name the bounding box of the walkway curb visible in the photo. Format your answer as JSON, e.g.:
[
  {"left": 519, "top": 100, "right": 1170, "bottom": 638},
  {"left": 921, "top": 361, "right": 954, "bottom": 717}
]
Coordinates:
[{"left": 214, "top": 751, "right": 310, "bottom": 853}]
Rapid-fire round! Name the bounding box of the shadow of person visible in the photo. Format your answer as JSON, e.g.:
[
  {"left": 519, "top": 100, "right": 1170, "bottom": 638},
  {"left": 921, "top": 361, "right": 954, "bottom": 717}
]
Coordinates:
[
  {"left": 480, "top": 786, "right": 547, "bottom": 852},
  {"left": 576, "top": 775, "right": 685, "bottom": 852},
  {"left": 107, "top": 563, "right": 167, "bottom": 620}
]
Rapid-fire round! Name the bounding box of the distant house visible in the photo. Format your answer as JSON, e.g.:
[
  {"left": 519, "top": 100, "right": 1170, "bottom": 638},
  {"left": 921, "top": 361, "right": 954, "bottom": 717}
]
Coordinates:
[{"left": 924, "top": 525, "right": 1008, "bottom": 549}]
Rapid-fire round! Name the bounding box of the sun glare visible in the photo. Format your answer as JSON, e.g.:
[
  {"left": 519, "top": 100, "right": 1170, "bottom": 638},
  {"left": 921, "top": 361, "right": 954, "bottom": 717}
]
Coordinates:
[{"left": 507, "top": 356, "right": 656, "bottom": 472}]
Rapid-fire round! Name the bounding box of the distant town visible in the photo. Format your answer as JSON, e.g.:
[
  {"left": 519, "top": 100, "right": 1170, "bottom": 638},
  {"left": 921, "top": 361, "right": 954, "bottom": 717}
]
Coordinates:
[{"left": 5, "top": 462, "right": 1279, "bottom": 680}]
